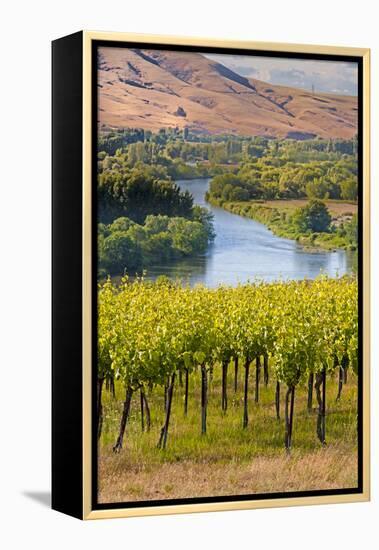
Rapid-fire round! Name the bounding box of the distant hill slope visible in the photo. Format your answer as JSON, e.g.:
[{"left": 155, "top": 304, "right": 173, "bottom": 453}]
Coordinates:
[{"left": 98, "top": 47, "right": 358, "bottom": 139}]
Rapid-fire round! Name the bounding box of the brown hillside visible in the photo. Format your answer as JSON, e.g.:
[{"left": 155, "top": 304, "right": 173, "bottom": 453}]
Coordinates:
[{"left": 98, "top": 47, "right": 358, "bottom": 139}]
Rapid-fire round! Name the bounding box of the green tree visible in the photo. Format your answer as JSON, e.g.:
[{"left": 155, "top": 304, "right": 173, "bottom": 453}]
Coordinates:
[
  {"left": 101, "top": 232, "right": 141, "bottom": 274},
  {"left": 292, "top": 200, "right": 332, "bottom": 233},
  {"left": 169, "top": 218, "right": 208, "bottom": 255},
  {"left": 305, "top": 177, "right": 331, "bottom": 199},
  {"left": 345, "top": 214, "right": 358, "bottom": 245},
  {"left": 340, "top": 178, "right": 358, "bottom": 201}
]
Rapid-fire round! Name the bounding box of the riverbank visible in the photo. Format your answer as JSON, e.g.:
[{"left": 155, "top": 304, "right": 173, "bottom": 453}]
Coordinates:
[
  {"left": 207, "top": 196, "right": 358, "bottom": 252},
  {"left": 172, "top": 178, "right": 353, "bottom": 285}
]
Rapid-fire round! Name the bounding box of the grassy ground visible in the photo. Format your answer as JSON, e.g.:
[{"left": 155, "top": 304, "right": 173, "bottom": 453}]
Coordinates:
[{"left": 98, "top": 364, "right": 358, "bottom": 503}]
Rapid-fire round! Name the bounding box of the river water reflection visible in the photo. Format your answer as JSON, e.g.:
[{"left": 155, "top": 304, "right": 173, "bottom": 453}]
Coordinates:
[{"left": 146, "top": 178, "right": 353, "bottom": 287}]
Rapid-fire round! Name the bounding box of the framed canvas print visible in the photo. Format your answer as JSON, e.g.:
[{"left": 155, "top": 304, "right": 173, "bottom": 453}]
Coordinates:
[{"left": 52, "top": 31, "right": 370, "bottom": 520}]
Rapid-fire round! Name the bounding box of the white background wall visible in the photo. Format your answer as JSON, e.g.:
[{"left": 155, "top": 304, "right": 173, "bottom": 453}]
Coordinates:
[{"left": 1, "top": 0, "right": 377, "bottom": 548}]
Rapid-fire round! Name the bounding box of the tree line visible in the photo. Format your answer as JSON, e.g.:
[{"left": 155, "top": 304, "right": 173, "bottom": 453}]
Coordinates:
[
  {"left": 97, "top": 156, "right": 215, "bottom": 276},
  {"left": 208, "top": 156, "right": 357, "bottom": 203},
  {"left": 98, "top": 209, "right": 214, "bottom": 276}
]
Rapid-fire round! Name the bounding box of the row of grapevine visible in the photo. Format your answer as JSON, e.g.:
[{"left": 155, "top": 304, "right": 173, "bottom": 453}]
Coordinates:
[{"left": 97, "top": 276, "right": 358, "bottom": 452}]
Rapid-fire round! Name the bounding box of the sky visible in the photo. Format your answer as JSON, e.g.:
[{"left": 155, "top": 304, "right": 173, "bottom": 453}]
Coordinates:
[{"left": 205, "top": 53, "right": 358, "bottom": 96}]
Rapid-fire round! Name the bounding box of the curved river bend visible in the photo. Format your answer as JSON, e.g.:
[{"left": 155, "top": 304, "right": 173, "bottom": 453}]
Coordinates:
[{"left": 146, "top": 178, "right": 353, "bottom": 287}]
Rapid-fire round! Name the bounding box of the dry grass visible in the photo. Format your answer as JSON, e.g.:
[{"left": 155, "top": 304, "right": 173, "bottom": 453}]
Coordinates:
[
  {"left": 98, "top": 444, "right": 357, "bottom": 503},
  {"left": 98, "top": 367, "right": 358, "bottom": 504},
  {"left": 98, "top": 48, "right": 357, "bottom": 139},
  {"left": 257, "top": 199, "right": 357, "bottom": 217}
]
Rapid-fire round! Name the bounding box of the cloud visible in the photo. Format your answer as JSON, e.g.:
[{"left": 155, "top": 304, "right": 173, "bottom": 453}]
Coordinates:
[{"left": 205, "top": 54, "right": 358, "bottom": 96}]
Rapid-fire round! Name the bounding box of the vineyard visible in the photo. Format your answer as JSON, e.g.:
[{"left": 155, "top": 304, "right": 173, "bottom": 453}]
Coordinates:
[{"left": 98, "top": 276, "right": 358, "bottom": 463}]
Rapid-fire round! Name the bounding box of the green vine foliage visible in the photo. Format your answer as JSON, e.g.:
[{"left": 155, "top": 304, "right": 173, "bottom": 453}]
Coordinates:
[
  {"left": 99, "top": 275, "right": 357, "bottom": 389},
  {"left": 98, "top": 275, "right": 357, "bottom": 450}
]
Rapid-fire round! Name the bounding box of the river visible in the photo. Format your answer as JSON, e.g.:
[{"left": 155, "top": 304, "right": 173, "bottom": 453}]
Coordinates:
[{"left": 146, "top": 178, "right": 353, "bottom": 287}]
